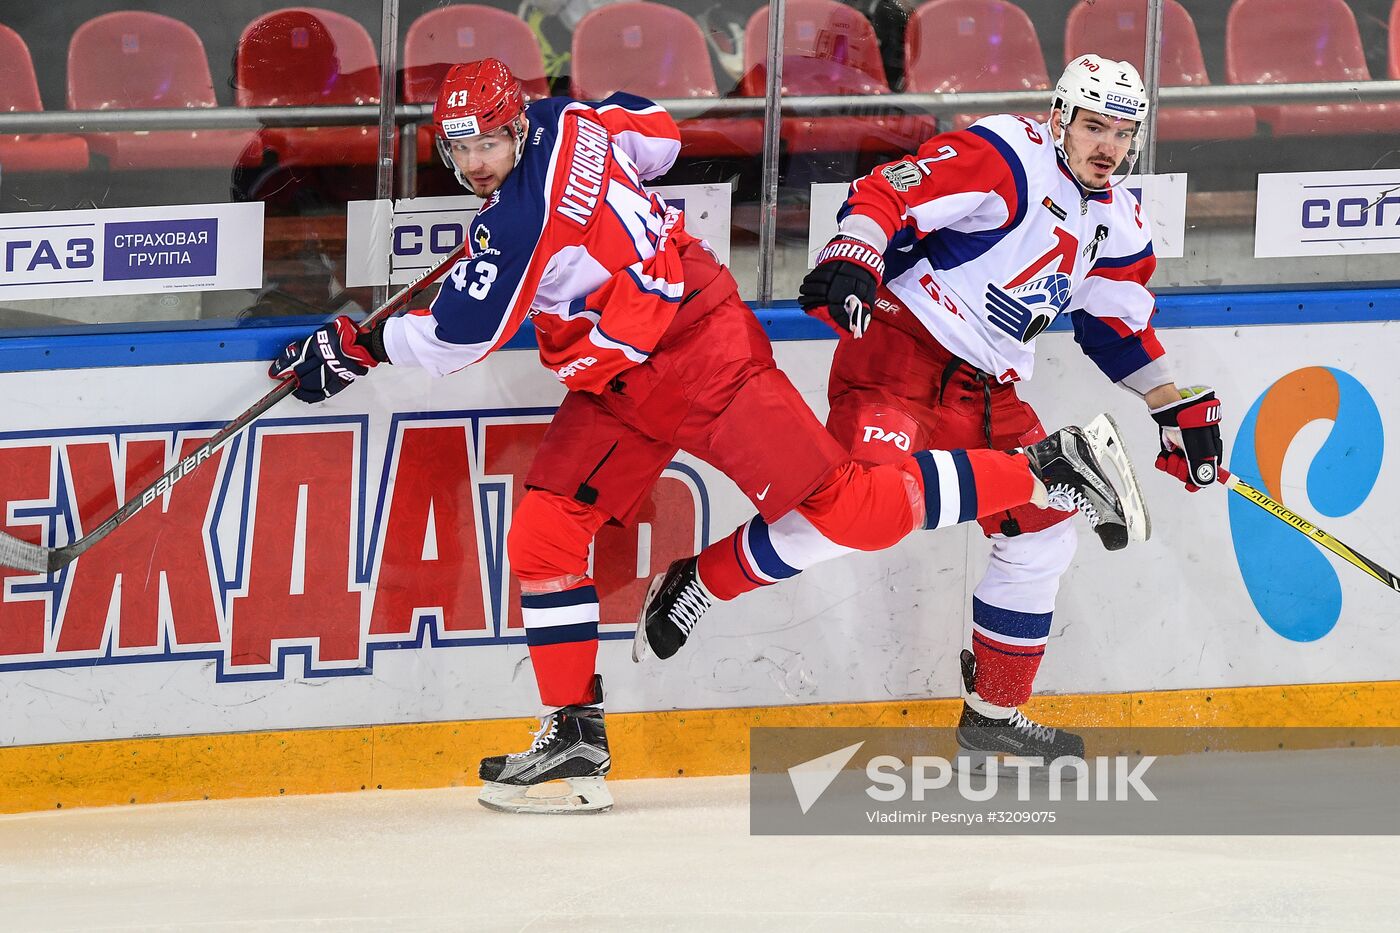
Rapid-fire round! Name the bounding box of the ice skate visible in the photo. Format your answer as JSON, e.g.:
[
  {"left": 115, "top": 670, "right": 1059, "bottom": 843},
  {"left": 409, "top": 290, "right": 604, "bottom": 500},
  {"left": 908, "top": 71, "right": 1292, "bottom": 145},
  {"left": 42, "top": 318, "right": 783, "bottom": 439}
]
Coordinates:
[
  {"left": 954, "top": 650, "right": 1085, "bottom": 778},
  {"left": 1022, "top": 421, "right": 1143, "bottom": 551},
  {"left": 478, "top": 675, "right": 612, "bottom": 814},
  {"left": 633, "top": 556, "right": 712, "bottom": 662}
]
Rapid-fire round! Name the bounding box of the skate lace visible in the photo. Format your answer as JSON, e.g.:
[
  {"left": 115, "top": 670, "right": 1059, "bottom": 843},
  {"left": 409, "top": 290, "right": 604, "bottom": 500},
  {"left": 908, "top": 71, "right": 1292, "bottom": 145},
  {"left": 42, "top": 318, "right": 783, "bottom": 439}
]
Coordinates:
[
  {"left": 1047, "top": 483, "right": 1099, "bottom": 526},
  {"left": 671, "top": 582, "right": 711, "bottom": 636},
  {"left": 507, "top": 715, "right": 557, "bottom": 760},
  {"left": 1008, "top": 708, "right": 1056, "bottom": 744}
]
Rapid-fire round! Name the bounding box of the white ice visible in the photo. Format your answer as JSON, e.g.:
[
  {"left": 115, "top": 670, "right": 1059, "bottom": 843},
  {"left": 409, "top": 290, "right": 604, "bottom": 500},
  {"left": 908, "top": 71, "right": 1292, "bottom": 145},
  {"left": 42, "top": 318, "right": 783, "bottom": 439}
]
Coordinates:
[{"left": 1, "top": 767, "right": 1398, "bottom": 932}]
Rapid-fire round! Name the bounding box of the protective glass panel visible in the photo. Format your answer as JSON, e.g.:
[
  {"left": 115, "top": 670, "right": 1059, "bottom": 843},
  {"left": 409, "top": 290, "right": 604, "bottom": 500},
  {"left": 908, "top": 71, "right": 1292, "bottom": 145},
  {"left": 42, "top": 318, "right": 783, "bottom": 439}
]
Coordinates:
[
  {"left": 0, "top": 2, "right": 389, "bottom": 330},
  {"left": 1149, "top": 0, "right": 1400, "bottom": 288}
]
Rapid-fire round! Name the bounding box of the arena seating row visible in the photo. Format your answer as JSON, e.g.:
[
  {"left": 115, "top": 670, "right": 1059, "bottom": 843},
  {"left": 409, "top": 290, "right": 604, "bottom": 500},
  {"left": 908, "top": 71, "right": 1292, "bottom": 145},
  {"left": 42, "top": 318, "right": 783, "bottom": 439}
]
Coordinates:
[{"left": 3, "top": 0, "right": 1400, "bottom": 175}]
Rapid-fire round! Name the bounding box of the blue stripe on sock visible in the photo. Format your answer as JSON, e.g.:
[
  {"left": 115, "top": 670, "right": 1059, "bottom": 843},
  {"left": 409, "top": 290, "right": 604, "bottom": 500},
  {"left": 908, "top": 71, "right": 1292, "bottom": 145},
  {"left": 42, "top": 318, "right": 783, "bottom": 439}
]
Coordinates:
[
  {"left": 745, "top": 518, "right": 801, "bottom": 580},
  {"left": 972, "top": 596, "right": 1052, "bottom": 640},
  {"left": 524, "top": 620, "right": 599, "bottom": 647},
  {"left": 951, "top": 449, "right": 978, "bottom": 523},
  {"left": 914, "top": 450, "right": 942, "bottom": 530},
  {"left": 520, "top": 585, "right": 599, "bottom": 610},
  {"left": 732, "top": 529, "right": 766, "bottom": 587}
]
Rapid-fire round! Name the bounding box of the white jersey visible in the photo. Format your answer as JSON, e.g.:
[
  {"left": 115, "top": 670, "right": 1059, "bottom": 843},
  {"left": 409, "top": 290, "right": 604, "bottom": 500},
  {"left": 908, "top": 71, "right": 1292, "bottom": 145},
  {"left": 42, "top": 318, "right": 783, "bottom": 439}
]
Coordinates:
[{"left": 836, "top": 114, "right": 1170, "bottom": 392}]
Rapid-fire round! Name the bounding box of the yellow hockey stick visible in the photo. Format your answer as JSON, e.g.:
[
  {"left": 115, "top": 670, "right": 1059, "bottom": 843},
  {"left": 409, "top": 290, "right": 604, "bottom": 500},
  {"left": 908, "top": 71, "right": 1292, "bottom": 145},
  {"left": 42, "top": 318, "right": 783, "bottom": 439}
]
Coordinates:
[{"left": 1220, "top": 469, "right": 1400, "bottom": 594}]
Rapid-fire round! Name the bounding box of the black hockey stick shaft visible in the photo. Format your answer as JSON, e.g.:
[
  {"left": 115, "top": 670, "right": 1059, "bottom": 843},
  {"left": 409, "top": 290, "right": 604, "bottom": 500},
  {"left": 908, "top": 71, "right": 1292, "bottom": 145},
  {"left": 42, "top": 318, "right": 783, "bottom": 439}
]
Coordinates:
[
  {"left": 0, "top": 243, "right": 468, "bottom": 575},
  {"left": 1221, "top": 469, "right": 1400, "bottom": 594}
]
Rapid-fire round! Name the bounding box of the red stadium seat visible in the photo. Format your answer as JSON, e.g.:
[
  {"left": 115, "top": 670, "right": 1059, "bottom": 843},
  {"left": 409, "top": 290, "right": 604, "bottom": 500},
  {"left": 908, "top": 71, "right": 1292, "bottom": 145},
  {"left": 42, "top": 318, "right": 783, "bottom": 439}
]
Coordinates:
[
  {"left": 1387, "top": 0, "right": 1400, "bottom": 78},
  {"left": 572, "top": 1, "right": 762, "bottom": 158},
  {"left": 0, "top": 25, "right": 88, "bottom": 173},
  {"left": 236, "top": 8, "right": 383, "bottom": 165},
  {"left": 404, "top": 5, "right": 548, "bottom": 102},
  {"left": 904, "top": 0, "right": 1049, "bottom": 130},
  {"left": 66, "top": 12, "right": 254, "bottom": 170},
  {"left": 743, "top": 0, "right": 932, "bottom": 156},
  {"left": 1226, "top": 0, "right": 1400, "bottom": 136},
  {"left": 1065, "top": 0, "right": 1255, "bottom": 141},
  {"left": 404, "top": 5, "right": 549, "bottom": 163}
]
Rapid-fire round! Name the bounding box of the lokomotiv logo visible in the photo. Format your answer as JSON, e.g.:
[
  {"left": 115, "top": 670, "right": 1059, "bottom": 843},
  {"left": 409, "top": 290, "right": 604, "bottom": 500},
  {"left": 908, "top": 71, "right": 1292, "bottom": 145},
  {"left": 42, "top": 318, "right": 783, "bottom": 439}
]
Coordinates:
[{"left": 0, "top": 408, "right": 710, "bottom": 681}]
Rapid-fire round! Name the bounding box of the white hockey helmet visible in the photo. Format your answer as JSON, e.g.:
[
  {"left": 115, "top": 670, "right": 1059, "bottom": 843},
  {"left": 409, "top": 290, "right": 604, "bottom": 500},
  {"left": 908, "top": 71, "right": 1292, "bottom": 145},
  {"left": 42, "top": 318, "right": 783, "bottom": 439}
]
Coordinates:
[{"left": 1051, "top": 55, "right": 1148, "bottom": 186}]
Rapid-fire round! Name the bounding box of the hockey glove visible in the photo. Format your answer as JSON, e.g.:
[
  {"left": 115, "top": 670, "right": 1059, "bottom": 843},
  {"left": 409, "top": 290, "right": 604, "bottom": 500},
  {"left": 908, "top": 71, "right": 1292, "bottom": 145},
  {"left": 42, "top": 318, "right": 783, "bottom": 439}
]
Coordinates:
[
  {"left": 269, "top": 315, "right": 379, "bottom": 403},
  {"left": 798, "top": 235, "right": 884, "bottom": 338},
  {"left": 1151, "top": 385, "right": 1222, "bottom": 491}
]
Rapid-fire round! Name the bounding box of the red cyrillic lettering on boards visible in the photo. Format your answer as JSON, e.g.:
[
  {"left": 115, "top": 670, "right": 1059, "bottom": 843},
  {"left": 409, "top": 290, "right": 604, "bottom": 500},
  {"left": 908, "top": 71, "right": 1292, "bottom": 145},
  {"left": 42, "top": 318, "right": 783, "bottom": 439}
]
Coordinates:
[
  {"left": 0, "top": 445, "right": 55, "bottom": 657},
  {"left": 594, "top": 474, "right": 698, "bottom": 625},
  {"left": 55, "top": 438, "right": 224, "bottom": 654},
  {"left": 370, "top": 423, "right": 488, "bottom": 636},
  {"left": 480, "top": 420, "right": 551, "bottom": 632},
  {"left": 229, "top": 430, "right": 362, "bottom": 668}
]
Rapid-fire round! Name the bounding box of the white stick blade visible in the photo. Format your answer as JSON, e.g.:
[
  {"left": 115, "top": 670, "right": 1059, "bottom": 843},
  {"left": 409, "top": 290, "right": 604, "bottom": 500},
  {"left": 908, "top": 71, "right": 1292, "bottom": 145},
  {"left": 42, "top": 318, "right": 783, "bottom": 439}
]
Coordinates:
[{"left": 0, "top": 531, "right": 51, "bottom": 574}]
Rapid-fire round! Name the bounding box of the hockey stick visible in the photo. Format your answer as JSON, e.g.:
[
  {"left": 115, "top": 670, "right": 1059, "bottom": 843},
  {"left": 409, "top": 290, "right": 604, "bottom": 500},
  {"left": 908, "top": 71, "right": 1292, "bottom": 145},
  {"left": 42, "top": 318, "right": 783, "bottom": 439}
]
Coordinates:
[
  {"left": 0, "top": 243, "right": 468, "bottom": 575},
  {"left": 1220, "top": 469, "right": 1400, "bottom": 594}
]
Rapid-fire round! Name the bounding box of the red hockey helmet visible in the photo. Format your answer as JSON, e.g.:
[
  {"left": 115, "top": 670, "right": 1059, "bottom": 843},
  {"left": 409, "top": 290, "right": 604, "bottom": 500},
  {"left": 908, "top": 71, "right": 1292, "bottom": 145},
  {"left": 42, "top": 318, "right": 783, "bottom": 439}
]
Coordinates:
[{"left": 433, "top": 59, "right": 527, "bottom": 184}]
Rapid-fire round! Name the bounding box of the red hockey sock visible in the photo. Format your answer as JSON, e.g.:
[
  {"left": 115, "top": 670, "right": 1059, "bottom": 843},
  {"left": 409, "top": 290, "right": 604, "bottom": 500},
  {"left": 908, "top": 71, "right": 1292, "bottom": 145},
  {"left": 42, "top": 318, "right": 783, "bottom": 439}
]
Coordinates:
[
  {"left": 509, "top": 491, "right": 608, "bottom": 708},
  {"left": 696, "top": 524, "right": 763, "bottom": 601}
]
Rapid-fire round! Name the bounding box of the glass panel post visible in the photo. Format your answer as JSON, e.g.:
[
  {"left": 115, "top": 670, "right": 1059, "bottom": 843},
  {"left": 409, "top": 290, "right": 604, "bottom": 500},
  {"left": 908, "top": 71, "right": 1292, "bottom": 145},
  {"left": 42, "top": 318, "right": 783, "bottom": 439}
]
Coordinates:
[{"left": 756, "top": 0, "right": 786, "bottom": 306}]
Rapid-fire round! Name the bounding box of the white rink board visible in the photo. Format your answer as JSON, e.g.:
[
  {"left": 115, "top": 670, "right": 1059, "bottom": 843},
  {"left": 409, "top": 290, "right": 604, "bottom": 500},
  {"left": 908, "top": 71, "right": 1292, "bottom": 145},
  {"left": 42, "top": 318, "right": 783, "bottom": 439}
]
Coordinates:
[{"left": 0, "top": 321, "right": 1397, "bottom": 747}]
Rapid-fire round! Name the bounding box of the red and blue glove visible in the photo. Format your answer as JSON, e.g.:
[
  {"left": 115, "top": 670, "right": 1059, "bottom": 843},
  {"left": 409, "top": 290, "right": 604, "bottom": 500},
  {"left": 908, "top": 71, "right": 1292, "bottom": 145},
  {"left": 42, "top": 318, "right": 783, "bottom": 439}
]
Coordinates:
[
  {"left": 269, "top": 315, "right": 380, "bottom": 403},
  {"left": 1151, "top": 385, "right": 1222, "bottom": 491},
  {"left": 798, "top": 235, "right": 885, "bottom": 338}
]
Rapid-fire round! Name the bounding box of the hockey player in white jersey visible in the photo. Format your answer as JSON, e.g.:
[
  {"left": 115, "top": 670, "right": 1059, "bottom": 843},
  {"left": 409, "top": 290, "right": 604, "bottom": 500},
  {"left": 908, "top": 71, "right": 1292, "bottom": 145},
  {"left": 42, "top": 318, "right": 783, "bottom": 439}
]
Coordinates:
[
  {"left": 804, "top": 55, "right": 1226, "bottom": 765},
  {"left": 640, "top": 55, "right": 1221, "bottom": 768}
]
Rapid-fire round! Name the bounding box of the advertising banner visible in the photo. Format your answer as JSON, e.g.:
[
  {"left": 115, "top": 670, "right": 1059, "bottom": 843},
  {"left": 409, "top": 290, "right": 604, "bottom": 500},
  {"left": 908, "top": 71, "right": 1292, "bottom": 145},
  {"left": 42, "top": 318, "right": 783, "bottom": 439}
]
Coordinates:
[
  {"left": 1256, "top": 169, "right": 1400, "bottom": 258},
  {"left": 345, "top": 184, "right": 733, "bottom": 287},
  {"left": 0, "top": 202, "right": 264, "bottom": 300},
  {"left": 1, "top": 324, "right": 1397, "bottom": 747}
]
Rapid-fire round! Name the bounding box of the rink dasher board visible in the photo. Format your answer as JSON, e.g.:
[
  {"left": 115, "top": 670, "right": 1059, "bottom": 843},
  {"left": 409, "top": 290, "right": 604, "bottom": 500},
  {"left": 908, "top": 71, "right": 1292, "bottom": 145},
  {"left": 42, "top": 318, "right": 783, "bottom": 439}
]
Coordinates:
[{"left": 0, "top": 323, "right": 1396, "bottom": 748}]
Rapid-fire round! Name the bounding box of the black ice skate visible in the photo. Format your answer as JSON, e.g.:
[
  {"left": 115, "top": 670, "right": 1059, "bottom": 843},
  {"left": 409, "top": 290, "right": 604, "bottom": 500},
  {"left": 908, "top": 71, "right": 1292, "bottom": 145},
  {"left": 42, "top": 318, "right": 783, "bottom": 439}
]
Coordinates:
[
  {"left": 1022, "top": 420, "right": 1143, "bottom": 551},
  {"left": 632, "top": 556, "right": 712, "bottom": 662},
  {"left": 478, "top": 675, "right": 612, "bottom": 814},
  {"left": 955, "top": 650, "right": 1085, "bottom": 777}
]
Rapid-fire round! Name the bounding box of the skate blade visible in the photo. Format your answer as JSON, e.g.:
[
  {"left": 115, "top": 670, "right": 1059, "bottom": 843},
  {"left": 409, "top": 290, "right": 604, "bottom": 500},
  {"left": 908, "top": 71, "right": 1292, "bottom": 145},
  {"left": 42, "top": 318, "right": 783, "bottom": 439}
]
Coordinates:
[
  {"left": 631, "top": 570, "right": 668, "bottom": 663},
  {"left": 478, "top": 776, "right": 613, "bottom": 814},
  {"left": 1082, "top": 413, "right": 1151, "bottom": 543}
]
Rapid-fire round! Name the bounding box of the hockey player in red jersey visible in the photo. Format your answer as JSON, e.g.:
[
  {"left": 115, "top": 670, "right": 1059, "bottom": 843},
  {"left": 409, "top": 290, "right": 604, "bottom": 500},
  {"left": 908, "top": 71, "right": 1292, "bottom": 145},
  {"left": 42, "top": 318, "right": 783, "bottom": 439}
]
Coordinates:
[
  {"left": 270, "top": 58, "right": 1139, "bottom": 812},
  {"left": 642, "top": 55, "right": 1222, "bottom": 769}
]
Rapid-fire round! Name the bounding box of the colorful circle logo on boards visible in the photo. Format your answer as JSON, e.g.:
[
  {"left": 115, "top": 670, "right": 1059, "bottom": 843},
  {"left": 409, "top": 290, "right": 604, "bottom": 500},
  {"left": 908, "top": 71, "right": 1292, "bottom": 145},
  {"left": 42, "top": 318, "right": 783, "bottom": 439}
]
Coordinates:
[{"left": 1229, "top": 367, "right": 1384, "bottom": 641}]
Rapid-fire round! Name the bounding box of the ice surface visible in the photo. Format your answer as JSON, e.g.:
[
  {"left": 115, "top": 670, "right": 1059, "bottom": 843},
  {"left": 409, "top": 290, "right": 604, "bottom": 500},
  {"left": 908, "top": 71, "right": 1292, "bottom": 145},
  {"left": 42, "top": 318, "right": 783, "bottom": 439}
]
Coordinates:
[{"left": 1, "top": 766, "right": 1398, "bottom": 932}]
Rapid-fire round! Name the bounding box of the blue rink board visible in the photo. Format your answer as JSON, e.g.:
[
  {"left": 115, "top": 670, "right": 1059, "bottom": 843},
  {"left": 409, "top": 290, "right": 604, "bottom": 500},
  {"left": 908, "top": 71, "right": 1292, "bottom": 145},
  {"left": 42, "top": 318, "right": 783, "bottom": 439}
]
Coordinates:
[{"left": 0, "top": 286, "right": 1397, "bottom": 374}]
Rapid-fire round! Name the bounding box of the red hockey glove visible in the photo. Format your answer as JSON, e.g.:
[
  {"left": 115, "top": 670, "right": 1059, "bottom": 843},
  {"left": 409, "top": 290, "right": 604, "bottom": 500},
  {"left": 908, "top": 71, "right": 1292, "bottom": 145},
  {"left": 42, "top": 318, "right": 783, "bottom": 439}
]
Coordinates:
[
  {"left": 269, "top": 315, "right": 379, "bottom": 403},
  {"left": 1151, "top": 385, "right": 1222, "bottom": 491},
  {"left": 798, "top": 235, "right": 885, "bottom": 338}
]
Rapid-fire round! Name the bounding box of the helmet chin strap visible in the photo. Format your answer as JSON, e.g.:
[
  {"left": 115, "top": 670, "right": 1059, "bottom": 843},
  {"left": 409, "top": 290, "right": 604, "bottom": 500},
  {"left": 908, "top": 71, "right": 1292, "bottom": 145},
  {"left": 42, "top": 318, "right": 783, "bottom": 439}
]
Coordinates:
[{"left": 1052, "top": 106, "right": 1141, "bottom": 196}]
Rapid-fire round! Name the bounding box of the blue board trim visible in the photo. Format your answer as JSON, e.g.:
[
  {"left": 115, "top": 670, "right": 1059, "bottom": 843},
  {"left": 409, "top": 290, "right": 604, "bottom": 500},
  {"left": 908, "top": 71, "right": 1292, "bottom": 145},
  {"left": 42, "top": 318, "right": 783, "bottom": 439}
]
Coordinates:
[{"left": 2, "top": 286, "right": 1398, "bottom": 373}]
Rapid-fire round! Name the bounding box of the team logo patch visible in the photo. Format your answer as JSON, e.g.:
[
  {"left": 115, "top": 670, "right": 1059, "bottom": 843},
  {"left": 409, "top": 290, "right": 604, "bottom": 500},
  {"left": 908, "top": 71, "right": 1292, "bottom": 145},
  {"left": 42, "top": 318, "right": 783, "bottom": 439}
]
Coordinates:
[
  {"left": 441, "top": 115, "right": 481, "bottom": 138},
  {"left": 475, "top": 225, "right": 491, "bottom": 253},
  {"left": 984, "top": 272, "right": 1071, "bottom": 343},
  {"left": 1042, "top": 197, "right": 1067, "bottom": 221},
  {"left": 881, "top": 161, "right": 922, "bottom": 192}
]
